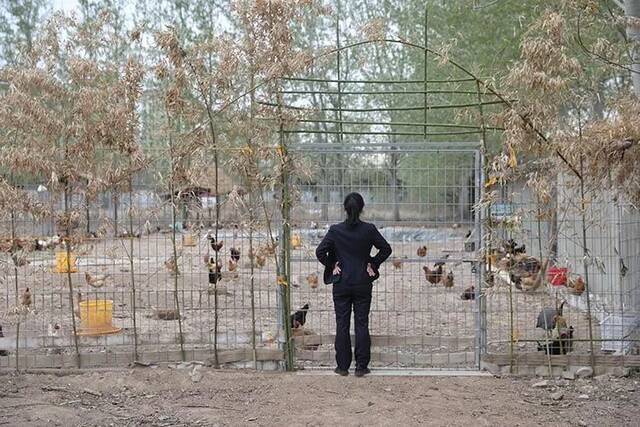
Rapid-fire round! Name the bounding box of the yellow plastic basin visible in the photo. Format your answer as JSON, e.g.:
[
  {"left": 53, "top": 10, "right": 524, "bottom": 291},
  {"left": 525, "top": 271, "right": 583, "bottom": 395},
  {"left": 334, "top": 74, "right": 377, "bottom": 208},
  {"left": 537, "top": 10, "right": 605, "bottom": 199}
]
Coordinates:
[
  {"left": 77, "top": 299, "right": 121, "bottom": 336},
  {"left": 55, "top": 251, "right": 78, "bottom": 273}
]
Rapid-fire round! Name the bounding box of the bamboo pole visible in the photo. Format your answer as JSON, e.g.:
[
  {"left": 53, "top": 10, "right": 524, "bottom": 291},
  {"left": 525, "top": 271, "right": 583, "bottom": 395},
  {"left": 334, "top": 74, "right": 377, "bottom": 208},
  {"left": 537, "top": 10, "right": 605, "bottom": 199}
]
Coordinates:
[
  {"left": 127, "top": 165, "right": 139, "bottom": 362},
  {"left": 63, "top": 179, "right": 81, "bottom": 368},
  {"left": 168, "top": 127, "right": 186, "bottom": 363}
]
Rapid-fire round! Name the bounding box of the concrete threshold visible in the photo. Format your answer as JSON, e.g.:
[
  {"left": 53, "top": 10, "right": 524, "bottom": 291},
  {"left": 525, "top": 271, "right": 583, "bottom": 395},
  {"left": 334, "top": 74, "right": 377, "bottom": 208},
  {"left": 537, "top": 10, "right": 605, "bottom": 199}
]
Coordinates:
[{"left": 296, "top": 368, "right": 492, "bottom": 377}]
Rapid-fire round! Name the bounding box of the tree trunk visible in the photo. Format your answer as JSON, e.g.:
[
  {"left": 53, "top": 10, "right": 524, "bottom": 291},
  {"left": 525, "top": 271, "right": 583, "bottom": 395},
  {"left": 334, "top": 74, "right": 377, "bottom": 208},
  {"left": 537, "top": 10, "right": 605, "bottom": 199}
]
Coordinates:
[{"left": 625, "top": 0, "right": 640, "bottom": 97}]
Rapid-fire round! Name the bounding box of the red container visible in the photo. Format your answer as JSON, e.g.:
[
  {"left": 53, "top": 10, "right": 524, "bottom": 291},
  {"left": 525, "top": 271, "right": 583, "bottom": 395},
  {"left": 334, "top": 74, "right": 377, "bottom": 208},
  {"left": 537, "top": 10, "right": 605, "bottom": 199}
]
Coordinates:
[{"left": 547, "top": 267, "right": 568, "bottom": 286}]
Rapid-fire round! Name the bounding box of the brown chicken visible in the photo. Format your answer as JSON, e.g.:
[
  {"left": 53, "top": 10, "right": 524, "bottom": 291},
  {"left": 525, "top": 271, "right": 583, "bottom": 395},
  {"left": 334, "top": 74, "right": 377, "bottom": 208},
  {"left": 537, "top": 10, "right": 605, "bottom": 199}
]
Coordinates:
[
  {"left": 423, "top": 264, "right": 443, "bottom": 284},
  {"left": 228, "top": 259, "right": 238, "bottom": 272},
  {"left": 85, "top": 272, "right": 109, "bottom": 288},
  {"left": 568, "top": 276, "right": 586, "bottom": 296},
  {"left": 165, "top": 252, "right": 181, "bottom": 275},
  {"left": 392, "top": 259, "right": 403, "bottom": 270},
  {"left": 255, "top": 254, "right": 266, "bottom": 268},
  {"left": 21, "top": 287, "right": 32, "bottom": 307},
  {"left": 416, "top": 246, "right": 427, "bottom": 257},
  {"left": 306, "top": 273, "right": 319, "bottom": 288},
  {"left": 442, "top": 271, "right": 454, "bottom": 288}
]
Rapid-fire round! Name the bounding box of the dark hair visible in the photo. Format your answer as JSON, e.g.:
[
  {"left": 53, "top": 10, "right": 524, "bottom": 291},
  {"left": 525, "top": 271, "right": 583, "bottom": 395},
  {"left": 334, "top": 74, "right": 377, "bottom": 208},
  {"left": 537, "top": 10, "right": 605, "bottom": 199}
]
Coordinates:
[{"left": 343, "top": 192, "right": 364, "bottom": 226}]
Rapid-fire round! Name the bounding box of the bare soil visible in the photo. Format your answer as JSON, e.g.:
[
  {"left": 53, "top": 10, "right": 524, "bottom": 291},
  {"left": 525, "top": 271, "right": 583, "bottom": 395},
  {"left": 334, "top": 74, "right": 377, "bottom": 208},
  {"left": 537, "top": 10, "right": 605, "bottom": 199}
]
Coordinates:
[{"left": 1, "top": 368, "right": 638, "bottom": 426}]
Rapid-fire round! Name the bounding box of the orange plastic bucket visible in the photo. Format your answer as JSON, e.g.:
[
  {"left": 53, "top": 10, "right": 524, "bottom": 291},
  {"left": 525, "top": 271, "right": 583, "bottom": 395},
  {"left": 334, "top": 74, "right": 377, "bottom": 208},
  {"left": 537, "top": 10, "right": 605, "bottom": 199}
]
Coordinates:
[
  {"left": 77, "top": 300, "right": 121, "bottom": 336},
  {"left": 54, "top": 251, "right": 78, "bottom": 273}
]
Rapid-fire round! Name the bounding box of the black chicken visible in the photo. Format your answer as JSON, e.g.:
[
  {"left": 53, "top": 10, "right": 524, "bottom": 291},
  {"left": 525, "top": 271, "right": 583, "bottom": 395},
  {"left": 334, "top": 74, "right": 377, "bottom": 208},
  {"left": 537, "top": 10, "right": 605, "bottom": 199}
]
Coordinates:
[
  {"left": 210, "top": 239, "right": 224, "bottom": 252},
  {"left": 537, "top": 326, "right": 574, "bottom": 355},
  {"left": 208, "top": 259, "right": 223, "bottom": 284},
  {"left": 461, "top": 286, "right": 475, "bottom": 301},
  {"left": 230, "top": 247, "right": 241, "bottom": 262},
  {"left": 290, "top": 303, "right": 309, "bottom": 329}
]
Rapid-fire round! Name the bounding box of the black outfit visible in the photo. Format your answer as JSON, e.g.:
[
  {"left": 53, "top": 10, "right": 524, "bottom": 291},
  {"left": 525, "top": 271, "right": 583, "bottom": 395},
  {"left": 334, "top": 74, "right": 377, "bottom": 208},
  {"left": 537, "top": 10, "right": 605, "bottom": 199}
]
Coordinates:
[{"left": 316, "top": 220, "right": 392, "bottom": 371}]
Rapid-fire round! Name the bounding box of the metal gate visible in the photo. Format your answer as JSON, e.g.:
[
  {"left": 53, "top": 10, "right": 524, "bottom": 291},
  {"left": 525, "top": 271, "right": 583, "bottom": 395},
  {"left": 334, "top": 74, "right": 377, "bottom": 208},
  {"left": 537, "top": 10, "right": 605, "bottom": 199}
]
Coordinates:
[{"left": 288, "top": 142, "right": 484, "bottom": 369}]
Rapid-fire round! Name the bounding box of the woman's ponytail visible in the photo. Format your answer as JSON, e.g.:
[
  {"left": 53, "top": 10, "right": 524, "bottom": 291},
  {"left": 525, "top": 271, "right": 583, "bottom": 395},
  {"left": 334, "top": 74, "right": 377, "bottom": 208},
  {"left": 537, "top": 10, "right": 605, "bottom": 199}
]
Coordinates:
[{"left": 343, "top": 192, "right": 365, "bottom": 226}]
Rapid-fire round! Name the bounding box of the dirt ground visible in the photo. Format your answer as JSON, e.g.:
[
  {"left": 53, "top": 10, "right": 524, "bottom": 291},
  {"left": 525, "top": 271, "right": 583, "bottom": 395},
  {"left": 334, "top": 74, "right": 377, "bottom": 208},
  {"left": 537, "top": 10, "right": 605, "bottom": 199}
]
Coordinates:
[{"left": 1, "top": 367, "right": 638, "bottom": 426}]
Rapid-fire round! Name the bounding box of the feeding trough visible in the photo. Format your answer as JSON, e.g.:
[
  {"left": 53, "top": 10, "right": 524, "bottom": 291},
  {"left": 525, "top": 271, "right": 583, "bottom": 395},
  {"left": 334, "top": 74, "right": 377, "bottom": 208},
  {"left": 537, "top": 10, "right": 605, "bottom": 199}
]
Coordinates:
[
  {"left": 54, "top": 251, "right": 78, "bottom": 273},
  {"left": 182, "top": 234, "right": 196, "bottom": 247},
  {"left": 77, "top": 300, "right": 121, "bottom": 336}
]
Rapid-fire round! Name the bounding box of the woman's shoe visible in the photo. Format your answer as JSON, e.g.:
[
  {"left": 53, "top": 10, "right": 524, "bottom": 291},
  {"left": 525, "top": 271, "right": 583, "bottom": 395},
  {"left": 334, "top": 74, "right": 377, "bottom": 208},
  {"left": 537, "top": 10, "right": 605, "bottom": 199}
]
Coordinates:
[
  {"left": 334, "top": 368, "right": 349, "bottom": 376},
  {"left": 354, "top": 368, "right": 371, "bottom": 377}
]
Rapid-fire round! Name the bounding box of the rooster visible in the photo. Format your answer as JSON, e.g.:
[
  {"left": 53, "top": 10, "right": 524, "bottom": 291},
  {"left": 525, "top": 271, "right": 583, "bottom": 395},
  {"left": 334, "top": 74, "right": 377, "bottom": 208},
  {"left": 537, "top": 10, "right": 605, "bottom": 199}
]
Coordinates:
[
  {"left": 423, "top": 263, "right": 444, "bottom": 284},
  {"left": 416, "top": 246, "right": 427, "bottom": 257},
  {"left": 210, "top": 239, "right": 223, "bottom": 252},
  {"left": 290, "top": 303, "right": 309, "bottom": 329},
  {"left": 230, "top": 247, "right": 241, "bottom": 262},
  {"left": 85, "top": 272, "right": 109, "bottom": 288},
  {"left": 392, "top": 259, "right": 403, "bottom": 270}
]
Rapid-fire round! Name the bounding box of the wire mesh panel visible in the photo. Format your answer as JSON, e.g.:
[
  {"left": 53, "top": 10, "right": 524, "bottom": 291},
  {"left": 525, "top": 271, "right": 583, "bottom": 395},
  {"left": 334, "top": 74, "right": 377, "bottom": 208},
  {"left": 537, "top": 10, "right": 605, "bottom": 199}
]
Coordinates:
[
  {"left": 288, "top": 143, "right": 482, "bottom": 369},
  {"left": 483, "top": 176, "right": 640, "bottom": 371},
  {"left": 0, "top": 147, "right": 285, "bottom": 369}
]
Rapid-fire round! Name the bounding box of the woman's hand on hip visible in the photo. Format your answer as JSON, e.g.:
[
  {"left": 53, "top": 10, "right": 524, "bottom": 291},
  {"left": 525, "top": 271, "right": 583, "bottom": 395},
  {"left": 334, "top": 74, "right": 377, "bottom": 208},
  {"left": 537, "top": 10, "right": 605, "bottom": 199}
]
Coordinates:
[
  {"left": 367, "top": 263, "right": 376, "bottom": 277},
  {"left": 333, "top": 262, "right": 341, "bottom": 275}
]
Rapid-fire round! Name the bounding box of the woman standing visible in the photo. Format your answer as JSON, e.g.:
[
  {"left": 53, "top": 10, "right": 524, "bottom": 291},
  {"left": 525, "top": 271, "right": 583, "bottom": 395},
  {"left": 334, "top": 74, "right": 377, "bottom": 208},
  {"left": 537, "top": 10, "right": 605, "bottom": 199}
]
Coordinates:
[{"left": 316, "top": 193, "right": 392, "bottom": 377}]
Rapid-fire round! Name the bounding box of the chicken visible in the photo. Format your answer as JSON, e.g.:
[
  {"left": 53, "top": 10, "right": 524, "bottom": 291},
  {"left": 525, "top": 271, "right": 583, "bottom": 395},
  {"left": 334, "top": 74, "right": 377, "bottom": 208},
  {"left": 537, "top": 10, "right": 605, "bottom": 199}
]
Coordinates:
[
  {"left": 21, "top": 288, "right": 32, "bottom": 307},
  {"left": 537, "top": 326, "right": 574, "bottom": 355},
  {"left": 567, "top": 276, "right": 586, "bottom": 296},
  {"left": 208, "top": 259, "right": 223, "bottom": 284},
  {"left": 0, "top": 325, "right": 7, "bottom": 356},
  {"left": 85, "top": 272, "right": 110, "bottom": 288},
  {"left": 290, "top": 303, "right": 309, "bottom": 329},
  {"left": 460, "top": 285, "right": 475, "bottom": 300},
  {"left": 392, "top": 259, "right": 403, "bottom": 270},
  {"left": 306, "top": 273, "right": 319, "bottom": 289},
  {"left": 148, "top": 307, "right": 181, "bottom": 320},
  {"left": 255, "top": 254, "right": 266, "bottom": 268},
  {"left": 47, "top": 323, "right": 62, "bottom": 338},
  {"left": 11, "top": 250, "right": 29, "bottom": 267},
  {"left": 210, "top": 239, "right": 223, "bottom": 252},
  {"left": 263, "top": 242, "right": 277, "bottom": 256},
  {"left": 228, "top": 259, "right": 238, "bottom": 272},
  {"left": 512, "top": 259, "right": 548, "bottom": 292},
  {"left": 165, "top": 251, "right": 182, "bottom": 275},
  {"left": 230, "top": 247, "right": 241, "bottom": 262},
  {"left": 423, "top": 264, "right": 443, "bottom": 284},
  {"left": 608, "top": 137, "right": 636, "bottom": 160},
  {"left": 442, "top": 271, "right": 454, "bottom": 288},
  {"left": 416, "top": 246, "right": 427, "bottom": 257},
  {"left": 502, "top": 239, "right": 526, "bottom": 255}
]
